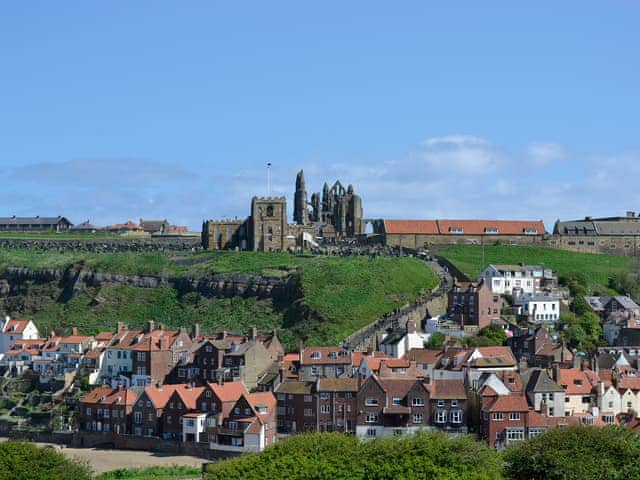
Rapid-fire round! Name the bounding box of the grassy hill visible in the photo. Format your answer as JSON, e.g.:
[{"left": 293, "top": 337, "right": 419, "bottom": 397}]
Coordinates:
[
  {"left": 433, "top": 244, "right": 631, "bottom": 293},
  {"left": 0, "top": 250, "right": 438, "bottom": 347}
]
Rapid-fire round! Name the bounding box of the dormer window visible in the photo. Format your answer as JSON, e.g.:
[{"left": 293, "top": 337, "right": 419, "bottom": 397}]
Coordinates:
[
  {"left": 574, "top": 379, "right": 583, "bottom": 386},
  {"left": 523, "top": 228, "right": 538, "bottom": 235},
  {"left": 328, "top": 352, "right": 338, "bottom": 360},
  {"left": 310, "top": 351, "right": 321, "bottom": 360},
  {"left": 449, "top": 227, "right": 464, "bottom": 234},
  {"left": 484, "top": 227, "right": 499, "bottom": 234}
]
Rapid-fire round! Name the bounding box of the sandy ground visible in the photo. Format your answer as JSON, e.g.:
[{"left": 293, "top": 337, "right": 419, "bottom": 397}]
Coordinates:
[{"left": 0, "top": 437, "right": 206, "bottom": 474}]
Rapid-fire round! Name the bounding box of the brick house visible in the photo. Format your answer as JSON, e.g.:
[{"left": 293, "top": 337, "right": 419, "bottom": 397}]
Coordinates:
[
  {"left": 480, "top": 394, "right": 530, "bottom": 448},
  {"left": 160, "top": 385, "right": 205, "bottom": 441},
  {"left": 274, "top": 380, "right": 316, "bottom": 434},
  {"left": 130, "top": 324, "right": 193, "bottom": 387},
  {"left": 79, "top": 385, "right": 138, "bottom": 434},
  {"left": 507, "top": 325, "right": 573, "bottom": 368},
  {"left": 448, "top": 280, "right": 500, "bottom": 330},
  {"left": 355, "top": 375, "right": 429, "bottom": 439},
  {"left": 210, "top": 392, "right": 277, "bottom": 453},
  {"left": 131, "top": 384, "right": 180, "bottom": 437},
  {"left": 317, "top": 377, "right": 358, "bottom": 433},
  {"left": 427, "top": 379, "right": 468, "bottom": 434}
]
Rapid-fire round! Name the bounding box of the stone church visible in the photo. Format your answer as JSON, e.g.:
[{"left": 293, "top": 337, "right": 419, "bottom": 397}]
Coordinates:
[{"left": 202, "top": 170, "right": 364, "bottom": 251}]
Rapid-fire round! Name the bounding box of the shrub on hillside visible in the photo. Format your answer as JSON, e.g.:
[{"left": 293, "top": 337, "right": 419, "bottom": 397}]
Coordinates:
[{"left": 0, "top": 441, "right": 92, "bottom": 480}]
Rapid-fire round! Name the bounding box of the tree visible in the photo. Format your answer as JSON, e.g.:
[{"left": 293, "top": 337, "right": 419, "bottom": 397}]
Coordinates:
[
  {"left": 205, "top": 432, "right": 503, "bottom": 480},
  {"left": 426, "top": 332, "right": 446, "bottom": 349},
  {"left": 0, "top": 441, "right": 92, "bottom": 480},
  {"left": 504, "top": 425, "right": 640, "bottom": 480}
]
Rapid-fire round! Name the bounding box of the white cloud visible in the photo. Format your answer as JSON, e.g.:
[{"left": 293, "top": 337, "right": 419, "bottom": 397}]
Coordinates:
[{"left": 526, "top": 142, "right": 568, "bottom": 166}]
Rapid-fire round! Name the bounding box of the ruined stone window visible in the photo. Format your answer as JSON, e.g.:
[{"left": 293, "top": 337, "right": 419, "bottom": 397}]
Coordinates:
[{"left": 266, "top": 205, "right": 274, "bottom": 217}]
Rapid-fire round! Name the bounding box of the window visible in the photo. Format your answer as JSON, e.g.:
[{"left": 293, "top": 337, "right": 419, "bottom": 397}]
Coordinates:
[
  {"left": 304, "top": 395, "right": 313, "bottom": 403},
  {"left": 310, "top": 351, "right": 321, "bottom": 360},
  {"left": 412, "top": 413, "right": 423, "bottom": 424},
  {"left": 392, "top": 397, "right": 402, "bottom": 405},
  {"left": 201, "top": 402, "right": 207, "bottom": 411},
  {"left": 450, "top": 410, "right": 462, "bottom": 424},
  {"left": 266, "top": 205, "right": 274, "bottom": 217},
  {"left": 628, "top": 401, "right": 633, "bottom": 408},
  {"left": 345, "top": 393, "right": 352, "bottom": 399},
  {"left": 167, "top": 415, "right": 173, "bottom": 424},
  {"left": 506, "top": 428, "right": 525, "bottom": 442},
  {"left": 509, "top": 412, "right": 521, "bottom": 421},
  {"left": 449, "top": 227, "right": 464, "bottom": 234},
  {"left": 320, "top": 405, "right": 330, "bottom": 414},
  {"left": 529, "top": 428, "right": 544, "bottom": 438},
  {"left": 451, "top": 400, "right": 458, "bottom": 407},
  {"left": 366, "top": 427, "right": 377, "bottom": 437},
  {"left": 146, "top": 401, "right": 151, "bottom": 408},
  {"left": 320, "top": 392, "right": 330, "bottom": 400},
  {"left": 435, "top": 410, "right": 447, "bottom": 423},
  {"left": 437, "top": 400, "right": 445, "bottom": 407},
  {"left": 86, "top": 407, "right": 91, "bottom": 416},
  {"left": 492, "top": 412, "right": 504, "bottom": 421},
  {"left": 365, "top": 413, "right": 379, "bottom": 423},
  {"left": 277, "top": 394, "right": 285, "bottom": 401},
  {"left": 412, "top": 397, "right": 424, "bottom": 407},
  {"left": 205, "top": 345, "right": 212, "bottom": 353},
  {"left": 206, "top": 390, "right": 212, "bottom": 398},
  {"left": 304, "top": 409, "right": 313, "bottom": 417},
  {"left": 328, "top": 351, "right": 338, "bottom": 359},
  {"left": 137, "top": 352, "right": 146, "bottom": 361},
  {"left": 604, "top": 415, "right": 615, "bottom": 425},
  {"left": 134, "top": 412, "right": 142, "bottom": 424},
  {"left": 484, "top": 227, "right": 498, "bottom": 234},
  {"left": 365, "top": 397, "right": 379, "bottom": 406}
]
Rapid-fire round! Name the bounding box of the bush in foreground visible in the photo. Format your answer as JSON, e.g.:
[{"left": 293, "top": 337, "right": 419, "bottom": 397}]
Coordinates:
[
  {"left": 504, "top": 425, "right": 640, "bottom": 480},
  {"left": 205, "top": 432, "right": 503, "bottom": 480},
  {"left": 0, "top": 441, "right": 92, "bottom": 480}
]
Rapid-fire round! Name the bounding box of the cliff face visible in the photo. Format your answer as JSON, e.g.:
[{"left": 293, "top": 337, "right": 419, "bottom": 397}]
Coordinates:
[{"left": 0, "top": 267, "right": 300, "bottom": 303}]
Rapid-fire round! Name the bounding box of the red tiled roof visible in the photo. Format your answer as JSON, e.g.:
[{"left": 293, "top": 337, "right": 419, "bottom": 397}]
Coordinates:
[
  {"left": 143, "top": 385, "right": 180, "bottom": 409},
  {"left": 383, "top": 220, "right": 439, "bottom": 235},
  {"left": 559, "top": 368, "right": 599, "bottom": 395},
  {"left": 437, "top": 219, "right": 545, "bottom": 235},
  {"left": 209, "top": 382, "right": 248, "bottom": 403},
  {"left": 486, "top": 394, "right": 529, "bottom": 412},
  {"left": 59, "top": 335, "right": 91, "bottom": 344},
  {"left": 301, "top": 346, "right": 351, "bottom": 365},
  {"left": 81, "top": 386, "right": 138, "bottom": 406},
  {"left": 175, "top": 386, "right": 206, "bottom": 410},
  {"left": 2, "top": 319, "right": 31, "bottom": 334},
  {"left": 428, "top": 379, "right": 466, "bottom": 399},
  {"left": 403, "top": 348, "right": 442, "bottom": 365}
]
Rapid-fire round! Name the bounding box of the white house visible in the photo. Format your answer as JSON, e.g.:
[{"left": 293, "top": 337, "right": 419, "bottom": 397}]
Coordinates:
[
  {"left": 379, "top": 321, "right": 424, "bottom": 359},
  {"left": 514, "top": 294, "right": 560, "bottom": 323},
  {"left": 479, "top": 264, "right": 555, "bottom": 296},
  {"left": 0, "top": 316, "right": 40, "bottom": 354}
]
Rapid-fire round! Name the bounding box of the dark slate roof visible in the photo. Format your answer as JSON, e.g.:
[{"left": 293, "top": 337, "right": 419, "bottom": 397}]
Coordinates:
[
  {"left": 607, "top": 296, "right": 640, "bottom": 311},
  {"left": 274, "top": 381, "right": 314, "bottom": 395},
  {"left": 0, "top": 216, "right": 71, "bottom": 226},
  {"left": 555, "top": 217, "right": 640, "bottom": 236},
  {"left": 523, "top": 369, "right": 563, "bottom": 393}
]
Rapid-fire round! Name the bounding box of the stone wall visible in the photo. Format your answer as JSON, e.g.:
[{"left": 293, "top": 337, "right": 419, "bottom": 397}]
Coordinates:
[
  {"left": 546, "top": 234, "right": 640, "bottom": 257},
  {"left": 384, "top": 233, "right": 546, "bottom": 249},
  {"left": 0, "top": 237, "right": 201, "bottom": 253},
  {"left": 74, "top": 431, "right": 239, "bottom": 461}
]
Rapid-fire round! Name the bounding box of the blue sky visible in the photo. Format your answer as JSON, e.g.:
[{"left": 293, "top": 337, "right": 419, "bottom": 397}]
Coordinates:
[{"left": 1, "top": 2, "right": 639, "bottom": 230}]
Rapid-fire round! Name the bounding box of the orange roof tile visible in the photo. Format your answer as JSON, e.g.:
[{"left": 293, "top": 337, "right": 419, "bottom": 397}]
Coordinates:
[
  {"left": 209, "top": 382, "right": 248, "bottom": 403},
  {"left": 383, "top": 220, "right": 439, "bottom": 235},
  {"left": 81, "top": 386, "right": 138, "bottom": 406},
  {"left": 486, "top": 394, "right": 529, "bottom": 412},
  {"left": 559, "top": 368, "right": 599, "bottom": 395},
  {"left": 437, "top": 219, "right": 545, "bottom": 235},
  {"left": 2, "top": 319, "right": 32, "bottom": 334}
]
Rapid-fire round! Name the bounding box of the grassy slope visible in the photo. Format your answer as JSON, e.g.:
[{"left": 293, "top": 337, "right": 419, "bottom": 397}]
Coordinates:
[
  {"left": 434, "top": 244, "right": 630, "bottom": 292},
  {"left": 0, "top": 250, "right": 438, "bottom": 347}
]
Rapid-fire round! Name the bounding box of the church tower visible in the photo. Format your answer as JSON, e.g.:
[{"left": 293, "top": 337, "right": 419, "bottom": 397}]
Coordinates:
[{"left": 293, "top": 169, "right": 309, "bottom": 225}]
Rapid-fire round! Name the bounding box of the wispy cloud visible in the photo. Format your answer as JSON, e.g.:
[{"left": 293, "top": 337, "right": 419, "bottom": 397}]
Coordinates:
[{"left": 2, "top": 140, "right": 639, "bottom": 231}]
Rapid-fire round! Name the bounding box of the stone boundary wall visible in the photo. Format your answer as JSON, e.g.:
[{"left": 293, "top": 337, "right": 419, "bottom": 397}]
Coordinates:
[
  {"left": 74, "top": 431, "right": 239, "bottom": 461},
  {"left": 0, "top": 237, "right": 201, "bottom": 253}
]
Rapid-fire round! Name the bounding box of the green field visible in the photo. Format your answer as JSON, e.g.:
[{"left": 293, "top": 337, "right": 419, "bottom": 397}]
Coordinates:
[
  {"left": 96, "top": 465, "right": 200, "bottom": 480},
  {"left": 434, "top": 244, "right": 631, "bottom": 292},
  {"left": 0, "top": 250, "right": 438, "bottom": 347}
]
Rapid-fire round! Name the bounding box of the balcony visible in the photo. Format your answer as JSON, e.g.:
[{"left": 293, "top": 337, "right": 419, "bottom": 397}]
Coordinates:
[{"left": 215, "top": 426, "right": 245, "bottom": 436}]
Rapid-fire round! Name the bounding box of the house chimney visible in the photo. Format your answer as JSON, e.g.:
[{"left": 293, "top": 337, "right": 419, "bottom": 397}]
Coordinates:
[
  {"left": 71, "top": 327, "right": 78, "bottom": 336},
  {"left": 221, "top": 331, "right": 227, "bottom": 340},
  {"left": 572, "top": 351, "right": 581, "bottom": 369},
  {"left": 147, "top": 320, "right": 155, "bottom": 333},
  {"left": 250, "top": 326, "right": 257, "bottom": 340},
  {"left": 406, "top": 320, "right": 417, "bottom": 334},
  {"left": 192, "top": 323, "right": 200, "bottom": 339},
  {"left": 116, "top": 322, "right": 127, "bottom": 333},
  {"left": 552, "top": 363, "right": 561, "bottom": 382}
]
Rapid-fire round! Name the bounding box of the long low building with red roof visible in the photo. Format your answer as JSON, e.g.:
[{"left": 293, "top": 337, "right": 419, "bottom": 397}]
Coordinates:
[{"left": 374, "top": 218, "right": 546, "bottom": 249}]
